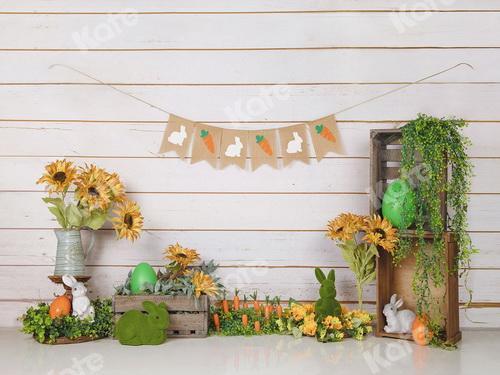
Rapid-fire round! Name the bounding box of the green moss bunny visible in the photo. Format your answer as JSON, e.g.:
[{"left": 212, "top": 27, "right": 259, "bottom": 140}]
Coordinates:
[{"left": 314, "top": 268, "right": 342, "bottom": 320}]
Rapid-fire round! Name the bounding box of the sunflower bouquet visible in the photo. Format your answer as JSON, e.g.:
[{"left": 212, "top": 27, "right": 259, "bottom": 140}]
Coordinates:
[
  {"left": 280, "top": 303, "right": 373, "bottom": 342},
  {"left": 327, "top": 213, "right": 398, "bottom": 309},
  {"left": 116, "top": 243, "right": 224, "bottom": 298},
  {"left": 37, "top": 159, "right": 143, "bottom": 241}
]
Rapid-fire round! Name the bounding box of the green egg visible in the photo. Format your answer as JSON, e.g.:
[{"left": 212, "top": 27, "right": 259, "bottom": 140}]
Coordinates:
[
  {"left": 382, "top": 179, "right": 416, "bottom": 229},
  {"left": 130, "top": 263, "right": 157, "bottom": 294}
]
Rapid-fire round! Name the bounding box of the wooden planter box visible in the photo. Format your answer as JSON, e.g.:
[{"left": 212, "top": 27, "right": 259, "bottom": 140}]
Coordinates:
[
  {"left": 370, "top": 129, "right": 461, "bottom": 344},
  {"left": 113, "top": 295, "right": 209, "bottom": 338}
]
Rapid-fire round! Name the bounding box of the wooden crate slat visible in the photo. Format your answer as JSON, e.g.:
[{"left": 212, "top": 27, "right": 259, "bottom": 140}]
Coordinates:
[{"left": 113, "top": 295, "right": 208, "bottom": 312}]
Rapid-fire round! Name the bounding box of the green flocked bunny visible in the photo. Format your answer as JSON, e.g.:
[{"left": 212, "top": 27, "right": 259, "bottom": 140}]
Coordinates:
[
  {"left": 115, "top": 301, "right": 170, "bottom": 345},
  {"left": 314, "top": 268, "right": 342, "bottom": 320}
]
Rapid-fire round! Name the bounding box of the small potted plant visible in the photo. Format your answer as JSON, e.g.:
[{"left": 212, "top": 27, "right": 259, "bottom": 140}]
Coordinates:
[{"left": 37, "top": 159, "right": 144, "bottom": 276}]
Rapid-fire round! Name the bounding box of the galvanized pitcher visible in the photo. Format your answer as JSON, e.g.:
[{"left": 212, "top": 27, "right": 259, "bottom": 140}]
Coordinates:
[{"left": 54, "top": 229, "right": 95, "bottom": 276}]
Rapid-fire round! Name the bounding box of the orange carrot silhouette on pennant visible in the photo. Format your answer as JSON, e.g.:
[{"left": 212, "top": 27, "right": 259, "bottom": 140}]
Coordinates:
[
  {"left": 200, "top": 129, "right": 215, "bottom": 153},
  {"left": 315, "top": 124, "right": 336, "bottom": 142},
  {"left": 256, "top": 135, "right": 273, "bottom": 156}
]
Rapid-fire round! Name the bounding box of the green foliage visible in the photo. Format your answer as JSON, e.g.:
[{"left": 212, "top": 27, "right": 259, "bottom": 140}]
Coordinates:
[
  {"left": 115, "top": 260, "right": 224, "bottom": 297},
  {"left": 210, "top": 306, "right": 282, "bottom": 336},
  {"left": 20, "top": 299, "right": 113, "bottom": 344},
  {"left": 115, "top": 301, "right": 170, "bottom": 345},
  {"left": 314, "top": 268, "right": 342, "bottom": 320},
  {"left": 398, "top": 114, "right": 477, "bottom": 315},
  {"left": 42, "top": 197, "right": 108, "bottom": 230},
  {"left": 338, "top": 240, "right": 378, "bottom": 309}
]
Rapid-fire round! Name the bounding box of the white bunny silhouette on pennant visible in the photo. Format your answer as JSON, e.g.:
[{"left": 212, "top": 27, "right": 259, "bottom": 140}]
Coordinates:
[
  {"left": 225, "top": 136, "right": 243, "bottom": 158},
  {"left": 286, "top": 132, "right": 303, "bottom": 154},
  {"left": 168, "top": 125, "right": 187, "bottom": 146}
]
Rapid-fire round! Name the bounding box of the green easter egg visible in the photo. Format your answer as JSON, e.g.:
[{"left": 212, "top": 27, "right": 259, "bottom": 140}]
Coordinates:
[
  {"left": 382, "top": 179, "right": 416, "bottom": 229},
  {"left": 130, "top": 263, "right": 157, "bottom": 294}
]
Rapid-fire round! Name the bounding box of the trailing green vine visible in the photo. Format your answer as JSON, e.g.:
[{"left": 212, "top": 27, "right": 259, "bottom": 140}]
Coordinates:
[{"left": 396, "top": 114, "right": 476, "bottom": 315}]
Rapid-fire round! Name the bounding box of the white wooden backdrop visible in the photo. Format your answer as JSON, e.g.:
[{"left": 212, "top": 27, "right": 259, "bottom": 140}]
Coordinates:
[{"left": 0, "top": 0, "right": 499, "bottom": 327}]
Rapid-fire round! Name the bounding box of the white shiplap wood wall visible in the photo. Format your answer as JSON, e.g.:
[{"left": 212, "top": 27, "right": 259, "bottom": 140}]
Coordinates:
[{"left": 0, "top": 1, "right": 499, "bottom": 327}]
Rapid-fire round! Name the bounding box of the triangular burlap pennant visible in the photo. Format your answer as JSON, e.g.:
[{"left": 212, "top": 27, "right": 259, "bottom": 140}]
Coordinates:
[
  {"left": 220, "top": 129, "right": 247, "bottom": 170},
  {"left": 191, "top": 124, "right": 222, "bottom": 168},
  {"left": 279, "top": 124, "right": 310, "bottom": 166},
  {"left": 158, "top": 114, "right": 195, "bottom": 158},
  {"left": 308, "top": 114, "right": 344, "bottom": 160},
  {"left": 248, "top": 129, "right": 278, "bottom": 170}
]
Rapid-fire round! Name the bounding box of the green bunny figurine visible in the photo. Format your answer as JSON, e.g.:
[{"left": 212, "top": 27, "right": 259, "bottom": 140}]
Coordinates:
[
  {"left": 314, "top": 268, "right": 342, "bottom": 320},
  {"left": 115, "top": 301, "right": 170, "bottom": 345}
]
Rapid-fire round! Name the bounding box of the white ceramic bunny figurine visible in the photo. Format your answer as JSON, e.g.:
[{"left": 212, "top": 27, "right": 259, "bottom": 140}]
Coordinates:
[
  {"left": 383, "top": 294, "right": 415, "bottom": 334},
  {"left": 62, "top": 274, "right": 95, "bottom": 321}
]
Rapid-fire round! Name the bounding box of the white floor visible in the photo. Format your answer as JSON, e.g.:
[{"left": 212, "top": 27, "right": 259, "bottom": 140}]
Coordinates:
[{"left": 1, "top": 328, "right": 498, "bottom": 375}]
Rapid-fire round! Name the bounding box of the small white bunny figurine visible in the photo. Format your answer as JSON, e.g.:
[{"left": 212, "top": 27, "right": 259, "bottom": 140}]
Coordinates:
[
  {"left": 62, "top": 274, "right": 95, "bottom": 321},
  {"left": 383, "top": 294, "right": 415, "bottom": 334}
]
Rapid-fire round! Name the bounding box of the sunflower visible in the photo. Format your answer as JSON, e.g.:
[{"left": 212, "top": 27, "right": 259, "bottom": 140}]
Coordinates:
[
  {"left": 303, "top": 303, "right": 315, "bottom": 314},
  {"left": 327, "top": 213, "right": 366, "bottom": 242},
  {"left": 363, "top": 214, "right": 398, "bottom": 253},
  {"left": 112, "top": 200, "right": 143, "bottom": 241},
  {"left": 37, "top": 159, "right": 77, "bottom": 193},
  {"left": 74, "top": 164, "right": 111, "bottom": 210},
  {"left": 323, "top": 315, "right": 343, "bottom": 330},
  {"left": 290, "top": 303, "right": 307, "bottom": 322},
  {"left": 192, "top": 270, "right": 219, "bottom": 298},
  {"left": 164, "top": 243, "right": 200, "bottom": 268},
  {"left": 301, "top": 313, "right": 318, "bottom": 336},
  {"left": 105, "top": 172, "right": 126, "bottom": 203}
]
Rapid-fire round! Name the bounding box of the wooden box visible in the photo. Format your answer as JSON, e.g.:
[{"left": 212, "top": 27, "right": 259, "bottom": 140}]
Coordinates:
[
  {"left": 370, "top": 129, "right": 461, "bottom": 344},
  {"left": 113, "top": 295, "right": 210, "bottom": 338}
]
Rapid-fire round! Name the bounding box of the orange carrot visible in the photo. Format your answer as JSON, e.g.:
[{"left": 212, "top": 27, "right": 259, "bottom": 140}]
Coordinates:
[
  {"left": 250, "top": 291, "right": 260, "bottom": 314},
  {"left": 200, "top": 129, "right": 215, "bottom": 153},
  {"left": 264, "top": 295, "right": 271, "bottom": 321},
  {"left": 233, "top": 289, "right": 240, "bottom": 311},
  {"left": 315, "top": 124, "right": 336, "bottom": 142},
  {"left": 254, "top": 320, "right": 261, "bottom": 332},
  {"left": 274, "top": 297, "right": 283, "bottom": 318},
  {"left": 213, "top": 313, "right": 220, "bottom": 332},
  {"left": 256, "top": 135, "right": 273, "bottom": 156},
  {"left": 243, "top": 295, "right": 249, "bottom": 309},
  {"left": 222, "top": 291, "right": 230, "bottom": 314},
  {"left": 242, "top": 314, "right": 248, "bottom": 327}
]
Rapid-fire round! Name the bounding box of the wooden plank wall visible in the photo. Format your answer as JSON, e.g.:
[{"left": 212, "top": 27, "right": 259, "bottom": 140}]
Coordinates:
[{"left": 0, "top": 1, "right": 499, "bottom": 327}]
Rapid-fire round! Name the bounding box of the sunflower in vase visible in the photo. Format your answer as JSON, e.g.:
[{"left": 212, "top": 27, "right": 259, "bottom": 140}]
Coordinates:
[
  {"left": 37, "top": 159, "right": 143, "bottom": 276},
  {"left": 327, "top": 213, "right": 398, "bottom": 309}
]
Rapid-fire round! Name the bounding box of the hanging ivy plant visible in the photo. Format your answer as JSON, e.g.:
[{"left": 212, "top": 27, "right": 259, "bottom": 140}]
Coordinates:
[{"left": 396, "top": 114, "right": 477, "bottom": 315}]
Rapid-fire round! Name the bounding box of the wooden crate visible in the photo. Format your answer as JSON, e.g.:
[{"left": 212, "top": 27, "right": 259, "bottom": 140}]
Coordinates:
[
  {"left": 370, "top": 129, "right": 461, "bottom": 344},
  {"left": 113, "top": 295, "right": 209, "bottom": 338}
]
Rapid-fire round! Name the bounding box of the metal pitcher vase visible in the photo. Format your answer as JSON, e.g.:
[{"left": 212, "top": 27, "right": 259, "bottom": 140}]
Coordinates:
[{"left": 54, "top": 229, "right": 95, "bottom": 276}]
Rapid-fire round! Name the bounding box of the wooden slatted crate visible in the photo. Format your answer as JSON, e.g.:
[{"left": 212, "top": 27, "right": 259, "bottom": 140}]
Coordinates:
[
  {"left": 370, "top": 129, "right": 461, "bottom": 344},
  {"left": 113, "top": 295, "right": 209, "bottom": 338}
]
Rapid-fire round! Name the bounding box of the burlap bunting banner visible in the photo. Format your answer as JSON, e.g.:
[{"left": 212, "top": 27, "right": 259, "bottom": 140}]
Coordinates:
[
  {"left": 248, "top": 129, "right": 278, "bottom": 170},
  {"left": 158, "top": 114, "right": 195, "bottom": 158},
  {"left": 220, "top": 129, "right": 247, "bottom": 169},
  {"left": 308, "top": 114, "right": 343, "bottom": 160},
  {"left": 278, "top": 124, "right": 310, "bottom": 166},
  {"left": 191, "top": 124, "right": 222, "bottom": 168}
]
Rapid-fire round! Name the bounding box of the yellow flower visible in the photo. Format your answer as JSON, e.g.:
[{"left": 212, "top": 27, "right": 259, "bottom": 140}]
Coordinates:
[
  {"left": 327, "top": 213, "right": 366, "bottom": 242},
  {"left": 323, "top": 315, "right": 342, "bottom": 330},
  {"left": 302, "top": 313, "right": 317, "bottom": 336},
  {"left": 74, "top": 164, "right": 111, "bottom": 210},
  {"left": 105, "top": 172, "right": 126, "bottom": 202},
  {"left": 341, "top": 305, "right": 349, "bottom": 315},
  {"left": 363, "top": 214, "right": 398, "bottom": 253},
  {"left": 37, "top": 159, "right": 77, "bottom": 193},
  {"left": 343, "top": 317, "right": 353, "bottom": 330},
  {"left": 164, "top": 243, "right": 200, "bottom": 268},
  {"left": 352, "top": 310, "right": 372, "bottom": 324},
  {"left": 192, "top": 270, "right": 219, "bottom": 298},
  {"left": 112, "top": 200, "right": 143, "bottom": 241},
  {"left": 366, "top": 325, "right": 373, "bottom": 333},
  {"left": 290, "top": 303, "right": 307, "bottom": 322},
  {"left": 304, "top": 303, "right": 315, "bottom": 314}
]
